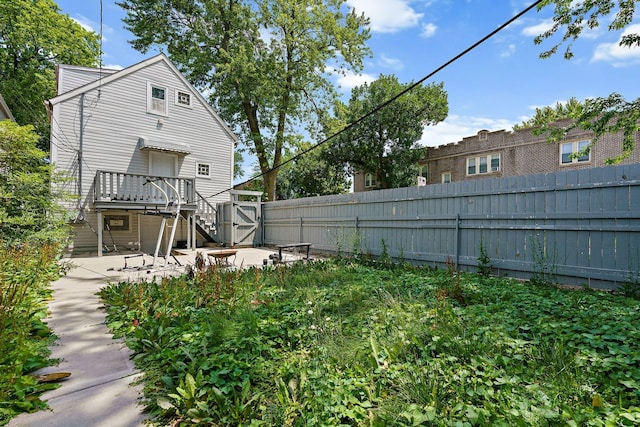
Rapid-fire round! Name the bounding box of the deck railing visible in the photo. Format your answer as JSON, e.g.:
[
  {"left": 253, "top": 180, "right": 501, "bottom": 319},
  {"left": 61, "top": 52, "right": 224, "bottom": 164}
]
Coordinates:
[{"left": 94, "top": 170, "right": 195, "bottom": 205}]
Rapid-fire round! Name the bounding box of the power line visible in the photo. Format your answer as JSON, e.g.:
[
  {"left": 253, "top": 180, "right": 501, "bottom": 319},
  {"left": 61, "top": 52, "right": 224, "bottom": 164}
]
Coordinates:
[{"left": 207, "top": 0, "right": 544, "bottom": 201}]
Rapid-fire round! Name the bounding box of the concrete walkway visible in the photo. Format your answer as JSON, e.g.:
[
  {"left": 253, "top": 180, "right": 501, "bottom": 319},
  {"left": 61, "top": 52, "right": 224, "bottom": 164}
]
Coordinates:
[{"left": 8, "top": 247, "right": 291, "bottom": 427}]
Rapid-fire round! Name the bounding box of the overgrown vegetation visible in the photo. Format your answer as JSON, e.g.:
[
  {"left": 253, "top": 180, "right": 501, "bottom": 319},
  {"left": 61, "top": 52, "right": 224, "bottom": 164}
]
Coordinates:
[
  {"left": 0, "top": 120, "right": 71, "bottom": 425},
  {"left": 0, "top": 244, "right": 66, "bottom": 425},
  {"left": 100, "top": 258, "right": 640, "bottom": 426}
]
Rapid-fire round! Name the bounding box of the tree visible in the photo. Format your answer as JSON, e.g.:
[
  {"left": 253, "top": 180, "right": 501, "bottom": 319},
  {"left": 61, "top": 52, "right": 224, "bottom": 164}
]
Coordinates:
[
  {"left": 0, "top": 0, "right": 100, "bottom": 148},
  {"left": 327, "top": 75, "right": 448, "bottom": 189},
  {"left": 118, "top": 0, "right": 371, "bottom": 201},
  {"left": 277, "top": 143, "right": 350, "bottom": 199},
  {"left": 0, "top": 120, "right": 69, "bottom": 244},
  {"left": 513, "top": 97, "right": 584, "bottom": 130},
  {"left": 534, "top": 0, "right": 640, "bottom": 163}
]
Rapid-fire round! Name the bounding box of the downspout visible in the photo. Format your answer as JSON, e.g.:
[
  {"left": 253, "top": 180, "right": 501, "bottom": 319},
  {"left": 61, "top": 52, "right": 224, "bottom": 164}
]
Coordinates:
[{"left": 78, "top": 93, "right": 84, "bottom": 199}]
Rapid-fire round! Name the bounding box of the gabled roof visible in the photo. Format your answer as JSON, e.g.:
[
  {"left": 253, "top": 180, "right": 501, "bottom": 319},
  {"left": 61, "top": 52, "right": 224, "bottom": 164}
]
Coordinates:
[
  {"left": 48, "top": 54, "right": 237, "bottom": 142},
  {"left": 0, "top": 93, "right": 15, "bottom": 121}
]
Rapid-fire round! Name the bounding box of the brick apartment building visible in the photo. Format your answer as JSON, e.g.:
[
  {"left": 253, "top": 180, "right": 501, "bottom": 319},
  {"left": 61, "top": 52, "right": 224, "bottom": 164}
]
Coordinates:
[{"left": 353, "top": 120, "right": 640, "bottom": 192}]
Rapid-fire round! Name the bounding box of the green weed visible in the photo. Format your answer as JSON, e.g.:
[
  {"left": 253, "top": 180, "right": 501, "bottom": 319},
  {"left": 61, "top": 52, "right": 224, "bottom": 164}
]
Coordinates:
[{"left": 100, "top": 257, "right": 640, "bottom": 426}]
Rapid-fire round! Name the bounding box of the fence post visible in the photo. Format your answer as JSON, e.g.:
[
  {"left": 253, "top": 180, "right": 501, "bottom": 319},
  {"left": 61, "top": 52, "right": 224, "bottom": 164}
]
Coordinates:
[
  {"left": 300, "top": 217, "right": 303, "bottom": 243},
  {"left": 455, "top": 213, "right": 460, "bottom": 270}
]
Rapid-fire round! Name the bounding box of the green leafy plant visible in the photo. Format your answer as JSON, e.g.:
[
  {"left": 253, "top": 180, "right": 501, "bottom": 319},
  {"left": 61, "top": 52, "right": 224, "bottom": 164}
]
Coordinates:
[
  {"left": 100, "top": 258, "right": 640, "bottom": 426},
  {"left": 477, "top": 238, "right": 493, "bottom": 277}
]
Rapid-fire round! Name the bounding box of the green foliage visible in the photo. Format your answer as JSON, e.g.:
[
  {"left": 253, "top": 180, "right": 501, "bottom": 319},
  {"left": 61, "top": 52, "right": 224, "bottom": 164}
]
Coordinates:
[
  {"left": 529, "top": 232, "right": 559, "bottom": 287},
  {"left": 327, "top": 74, "right": 448, "bottom": 189},
  {"left": 276, "top": 142, "right": 350, "bottom": 199},
  {"left": 477, "top": 239, "right": 493, "bottom": 277},
  {"left": 118, "top": 0, "right": 371, "bottom": 201},
  {"left": 0, "top": 243, "right": 65, "bottom": 425},
  {"left": 0, "top": 120, "right": 71, "bottom": 245},
  {"left": 100, "top": 258, "right": 640, "bottom": 426},
  {"left": 534, "top": 1, "right": 640, "bottom": 163},
  {"left": 0, "top": 0, "right": 100, "bottom": 148}
]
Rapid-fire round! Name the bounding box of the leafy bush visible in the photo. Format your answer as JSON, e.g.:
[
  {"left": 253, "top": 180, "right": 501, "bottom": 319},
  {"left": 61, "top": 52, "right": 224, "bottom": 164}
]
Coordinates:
[
  {"left": 0, "top": 243, "right": 65, "bottom": 425},
  {"left": 100, "top": 260, "right": 640, "bottom": 426}
]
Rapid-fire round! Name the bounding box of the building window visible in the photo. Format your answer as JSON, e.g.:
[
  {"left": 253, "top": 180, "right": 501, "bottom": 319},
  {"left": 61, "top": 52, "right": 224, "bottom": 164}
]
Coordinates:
[
  {"left": 442, "top": 172, "right": 451, "bottom": 183},
  {"left": 365, "top": 173, "right": 377, "bottom": 188},
  {"left": 467, "top": 153, "right": 500, "bottom": 175},
  {"left": 196, "top": 163, "right": 211, "bottom": 178},
  {"left": 104, "top": 214, "right": 130, "bottom": 232},
  {"left": 176, "top": 90, "right": 192, "bottom": 107},
  {"left": 561, "top": 140, "right": 590, "bottom": 164},
  {"left": 147, "top": 82, "right": 168, "bottom": 116},
  {"left": 417, "top": 165, "right": 428, "bottom": 186}
]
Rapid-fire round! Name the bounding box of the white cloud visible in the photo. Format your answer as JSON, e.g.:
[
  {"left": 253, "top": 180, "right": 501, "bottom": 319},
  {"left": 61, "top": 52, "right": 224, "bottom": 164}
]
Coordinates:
[
  {"left": 591, "top": 24, "right": 640, "bottom": 66},
  {"left": 500, "top": 43, "right": 517, "bottom": 58},
  {"left": 335, "top": 70, "right": 377, "bottom": 90},
  {"left": 521, "top": 19, "right": 553, "bottom": 38},
  {"left": 346, "top": 0, "right": 423, "bottom": 33},
  {"left": 418, "top": 115, "right": 515, "bottom": 147},
  {"left": 378, "top": 54, "right": 404, "bottom": 70},
  {"left": 73, "top": 15, "right": 95, "bottom": 33},
  {"left": 102, "top": 64, "right": 124, "bottom": 70},
  {"left": 421, "top": 23, "right": 437, "bottom": 38}
]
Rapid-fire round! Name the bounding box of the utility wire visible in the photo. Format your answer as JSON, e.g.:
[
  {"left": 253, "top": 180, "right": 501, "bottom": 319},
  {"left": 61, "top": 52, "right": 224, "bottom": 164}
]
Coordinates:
[{"left": 207, "top": 0, "right": 544, "bottom": 200}]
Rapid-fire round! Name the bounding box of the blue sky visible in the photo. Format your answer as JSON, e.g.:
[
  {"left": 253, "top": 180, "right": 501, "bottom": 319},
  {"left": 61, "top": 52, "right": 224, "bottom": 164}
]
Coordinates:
[{"left": 55, "top": 0, "right": 640, "bottom": 149}]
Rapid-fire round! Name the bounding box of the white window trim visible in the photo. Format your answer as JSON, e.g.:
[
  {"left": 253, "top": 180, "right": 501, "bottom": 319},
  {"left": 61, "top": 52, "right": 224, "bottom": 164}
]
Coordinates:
[
  {"left": 467, "top": 153, "right": 500, "bottom": 176},
  {"left": 560, "top": 140, "right": 591, "bottom": 165},
  {"left": 442, "top": 172, "right": 452, "bottom": 183},
  {"left": 365, "top": 173, "right": 377, "bottom": 188},
  {"left": 175, "top": 90, "right": 193, "bottom": 108},
  {"left": 196, "top": 162, "right": 212, "bottom": 178},
  {"left": 147, "top": 81, "right": 169, "bottom": 116}
]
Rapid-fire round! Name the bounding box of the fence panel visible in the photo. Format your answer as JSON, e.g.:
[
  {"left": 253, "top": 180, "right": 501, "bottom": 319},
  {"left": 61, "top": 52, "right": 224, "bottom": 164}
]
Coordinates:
[{"left": 262, "top": 164, "right": 640, "bottom": 289}]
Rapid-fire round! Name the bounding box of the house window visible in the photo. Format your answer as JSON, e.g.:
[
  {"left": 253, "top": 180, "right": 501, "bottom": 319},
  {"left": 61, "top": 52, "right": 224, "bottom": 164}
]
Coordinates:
[
  {"left": 442, "top": 172, "right": 451, "bottom": 183},
  {"left": 365, "top": 173, "right": 377, "bottom": 188},
  {"left": 176, "top": 90, "right": 192, "bottom": 107},
  {"left": 418, "top": 165, "right": 428, "bottom": 179},
  {"left": 196, "top": 162, "right": 211, "bottom": 178},
  {"left": 467, "top": 153, "right": 500, "bottom": 175},
  {"left": 104, "top": 214, "right": 130, "bottom": 232},
  {"left": 147, "top": 82, "right": 168, "bottom": 116},
  {"left": 561, "top": 140, "right": 590, "bottom": 164}
]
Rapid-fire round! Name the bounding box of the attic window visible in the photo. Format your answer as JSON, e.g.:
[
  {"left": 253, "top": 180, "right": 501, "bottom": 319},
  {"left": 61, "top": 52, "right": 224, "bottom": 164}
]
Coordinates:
[
  {"left": 478, "top": 130, "right": 489, "bottom": 141},
  {"left": 176, "top": 90, "right": 192, "bottom": 108},
  {"left": 147, "top": 82, "right": 168, "bottom": 116}
]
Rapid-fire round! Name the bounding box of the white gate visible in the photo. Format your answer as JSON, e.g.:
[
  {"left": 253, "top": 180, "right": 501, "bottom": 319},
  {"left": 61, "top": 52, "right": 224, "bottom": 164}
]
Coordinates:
[{"left": 219, "top": 190, "right": 263, "bottom": 247}]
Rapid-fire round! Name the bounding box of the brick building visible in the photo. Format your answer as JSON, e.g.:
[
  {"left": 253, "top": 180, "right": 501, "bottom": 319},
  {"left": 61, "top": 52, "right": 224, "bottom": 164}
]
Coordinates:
[{"left": 353, "top": 120, "right": 640, "bottom": 192}]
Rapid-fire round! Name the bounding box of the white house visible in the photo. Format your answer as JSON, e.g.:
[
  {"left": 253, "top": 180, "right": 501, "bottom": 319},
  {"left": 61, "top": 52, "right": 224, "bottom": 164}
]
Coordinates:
[
  {"left": 0, "top": 93, "right": 14, "bottom": 121},
  {"left": 47, "top": 54, "right": 236, "bottom": 256}
]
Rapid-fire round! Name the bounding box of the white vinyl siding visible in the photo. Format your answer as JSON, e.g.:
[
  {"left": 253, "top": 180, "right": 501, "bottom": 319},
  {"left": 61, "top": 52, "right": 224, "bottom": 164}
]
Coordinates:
[{"left": 51, "top": 58, "right": 235, "bottom": 216}]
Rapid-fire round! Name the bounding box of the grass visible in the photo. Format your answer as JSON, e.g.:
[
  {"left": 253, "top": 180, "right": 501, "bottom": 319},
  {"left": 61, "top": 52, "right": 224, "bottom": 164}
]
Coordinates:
[
  {"left": 99, "top": 257, "right": 640, "bottom": 426},
  {"left": 0, "top": 244, "right": 65, "bottom": 425}
]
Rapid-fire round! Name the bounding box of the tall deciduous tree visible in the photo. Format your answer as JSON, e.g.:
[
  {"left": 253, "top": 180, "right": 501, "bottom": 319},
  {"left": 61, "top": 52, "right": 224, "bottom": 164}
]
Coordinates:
[
  {"left": 118, "top": 0, "right": 370, "bottom": 201},
  {"left": 277, "top": 143, "right": 350, "bottom": 199},
  {"left": 327, "top": 75, "right": 448, "bottom": 189},
  {"left": 0, "top": 0, "right": 100, "bottom": 148},
  {"left": 0, "top": 120, "right": 69, "bottom": 244},
  {"left": 535, "top": 0, "right": 640, "bottom": 162}
]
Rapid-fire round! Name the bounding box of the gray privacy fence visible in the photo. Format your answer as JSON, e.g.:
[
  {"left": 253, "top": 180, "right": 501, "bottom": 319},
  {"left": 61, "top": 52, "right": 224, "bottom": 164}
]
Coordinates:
[{"left": 262, "top": 163, "right": 640, "bottom": 289}]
